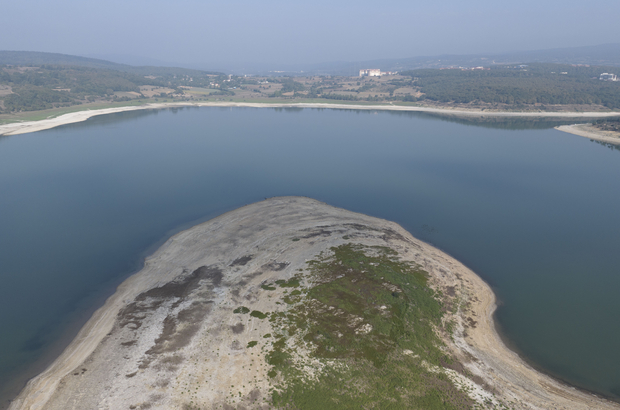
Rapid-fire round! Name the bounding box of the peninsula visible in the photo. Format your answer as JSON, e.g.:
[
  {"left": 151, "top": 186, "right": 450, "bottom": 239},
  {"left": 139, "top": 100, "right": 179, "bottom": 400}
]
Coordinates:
[
  {"left": 555, "top": 122, "right": 620, "bottom": 145},
  {"left": 9, "top": 197, "right": 619, "bottom": 409}
]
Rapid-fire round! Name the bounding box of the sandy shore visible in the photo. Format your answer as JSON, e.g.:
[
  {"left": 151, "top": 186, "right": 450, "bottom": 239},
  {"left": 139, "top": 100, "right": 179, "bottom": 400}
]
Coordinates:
[
  {"left": 555, "top": 123, "right": 620, "bottom": 145},
  {"left": 8, "top": 197, "right": 618, "bottom": 410},
  {"left": 1, "top": 101, "right": 619, "bottom": 137}
]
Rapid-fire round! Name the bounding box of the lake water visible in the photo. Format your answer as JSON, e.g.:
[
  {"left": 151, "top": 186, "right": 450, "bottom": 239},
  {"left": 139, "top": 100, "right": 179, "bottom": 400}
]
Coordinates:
[{"left": 1, "top": 107, "right": 619, "bottom": 406}]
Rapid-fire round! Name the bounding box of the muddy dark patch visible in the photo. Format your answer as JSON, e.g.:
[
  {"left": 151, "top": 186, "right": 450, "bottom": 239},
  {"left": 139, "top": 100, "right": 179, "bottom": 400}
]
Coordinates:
[
  {"left": 231, "top": 255, "right": 253, "bottom": 267},
  {"left": 155, "top": 354, "right": 184, "bottom": 372},
  {"left": 149, "top": 393, "right": 164, "bottom": 403},
  {"left": 155, "top": 379, "right": 169, "bottom": 388},
  {"left": 146, "top": 302, "right": 212, "bottom": 356},
  {"left": 302, "top": 229, "right": 332, "bottom": 239},
  {"left": 118, "top": 266, "right": 222, "bottom": 332},
  {"left": 248, "top": 389, "right": 261, "bottom": 401},
  {"left": 343, "top": 223, "right": 374, "bottom": 231},
  {"left": 243, "top": 270, "right": 265, "bottom": 280},
  {"left": 118, "top": 302, "right": 158, "bottom": 331},
  {"left": 440, "top": 357, "right": 467, "bottom": 376},
  {"left": 466, "top": 317, "right": 478, "bottom": 328},
  {"left": 121, "top": 340, "right": 137, "bottom": 347},
  {"left": 137, "top": 266, "right": 222, "bottom": 301},
  {"left": 445, "top": 286, "right": 456, "bottom": 297},
  {"left": 231, "top": 323, "right": 245, "bottom": 334},
  {"left": 137, "top": 301, "right": 212, "bottom": 370},
  {"left": 381, "top": 228, "right": 406, "bottom": 242},
  {"left": 231, "top": 289, "right": 240, "bottom": 297},
  {"left": 472, "top": 374, "right": 495, "bottom": 393},
  {"left": 263, "top": 261, "right": 289, "bottom": 271}
]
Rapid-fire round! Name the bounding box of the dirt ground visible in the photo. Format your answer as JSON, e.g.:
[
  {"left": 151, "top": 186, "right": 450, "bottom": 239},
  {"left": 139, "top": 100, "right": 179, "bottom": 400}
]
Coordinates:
[
  {"left": 0, "top": 85, "right": 13, "bottom": 96},
  {"left": 139, "top": 86, "right": 176, "bottom": 98}
]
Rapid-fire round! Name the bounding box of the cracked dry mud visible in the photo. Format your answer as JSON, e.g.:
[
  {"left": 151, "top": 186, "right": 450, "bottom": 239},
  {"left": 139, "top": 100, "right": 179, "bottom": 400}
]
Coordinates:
[{"left": 9, "top": 197, "right": 620, "bottom": 410}]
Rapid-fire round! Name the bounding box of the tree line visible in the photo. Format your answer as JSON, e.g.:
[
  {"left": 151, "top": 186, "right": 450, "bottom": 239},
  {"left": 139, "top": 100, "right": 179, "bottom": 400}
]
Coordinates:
[
  {"left": 400, "top": 63, "right": 620, "bottom": 108},
  {"left": 0, "top": 64, "right": 225, "bottom": 113}
]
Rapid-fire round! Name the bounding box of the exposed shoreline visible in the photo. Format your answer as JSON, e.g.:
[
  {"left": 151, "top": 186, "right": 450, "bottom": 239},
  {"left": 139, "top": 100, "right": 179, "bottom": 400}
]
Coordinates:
[
  {"left": 1, "top": 101, "right": 620, "bottom": 137},
  {"left": 555, "top": 123, "right": 620, "bottom": 145},
  {"left": 8, "top": 197, "right": 619, "bottom": 409}
]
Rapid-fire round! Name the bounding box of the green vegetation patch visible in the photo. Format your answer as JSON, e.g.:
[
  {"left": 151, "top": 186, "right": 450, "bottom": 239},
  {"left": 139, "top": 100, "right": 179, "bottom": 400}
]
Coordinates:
[
  {"left": 275, "top": 277, "right": 301, "bottom": 288},
  {"left": 233, "top": 306, "right": 250, "bottom": 314},
  {"left": 250, "top": 310, "right": 268, "bottom": 319},
  {"left": 261, "top": 283, "right": 277, "bottom": 291},
  {"left": 266, "top": 244, "right": 478, "bottom": 409},
  {"left": 247, "top": 341, "right": 258, "bottom": 348}
]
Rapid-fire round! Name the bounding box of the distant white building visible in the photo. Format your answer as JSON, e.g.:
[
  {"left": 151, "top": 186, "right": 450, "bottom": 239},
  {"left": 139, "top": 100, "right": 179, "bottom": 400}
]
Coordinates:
[
  {"left": 359, "top": 69, "right": 382, "bottom": 77},
  {"left": 600, "top": 73, "right": 618, "bottom": 81}
]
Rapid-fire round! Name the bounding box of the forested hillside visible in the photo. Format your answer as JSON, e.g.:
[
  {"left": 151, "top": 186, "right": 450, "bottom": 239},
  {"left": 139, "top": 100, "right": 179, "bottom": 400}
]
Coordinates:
[
  {"left": 2, "top": 51, "right": 620, "bottom": 115},
  {"left": 401, "top": 63, "right": 620, "bottom": 108},
  {"left": 0, "top": 52, "right": 225, "bottom": 113}
]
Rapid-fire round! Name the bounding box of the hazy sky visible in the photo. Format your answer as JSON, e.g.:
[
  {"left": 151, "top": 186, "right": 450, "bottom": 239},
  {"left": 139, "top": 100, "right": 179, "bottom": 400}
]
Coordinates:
[{"left": 2, "top": 0, "right": 619, "bottom": 66}]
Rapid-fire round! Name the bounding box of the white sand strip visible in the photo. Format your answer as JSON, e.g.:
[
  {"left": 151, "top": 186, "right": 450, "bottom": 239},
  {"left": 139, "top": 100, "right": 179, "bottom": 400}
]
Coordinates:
[
  {"left": 556, "top": 123, "right": 620, "bottom": 145},
  {"left": 1, "top": 102, "right": 619, "bottom": 137}
]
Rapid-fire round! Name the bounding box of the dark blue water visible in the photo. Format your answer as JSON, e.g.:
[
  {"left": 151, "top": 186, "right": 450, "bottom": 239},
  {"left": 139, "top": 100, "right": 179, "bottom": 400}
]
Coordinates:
[{"left": 1, "top": 107, "right": 619, "bottom": 406}]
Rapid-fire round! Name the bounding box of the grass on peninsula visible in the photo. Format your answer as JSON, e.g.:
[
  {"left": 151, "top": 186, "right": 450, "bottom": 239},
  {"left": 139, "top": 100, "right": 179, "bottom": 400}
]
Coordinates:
[{"left": 262, "top": 243, "right": 502, "bottom": 410}]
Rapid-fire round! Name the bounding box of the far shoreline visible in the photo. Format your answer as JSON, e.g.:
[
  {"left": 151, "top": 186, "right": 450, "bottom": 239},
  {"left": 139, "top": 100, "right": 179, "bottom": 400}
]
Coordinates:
[{"left": 1, "top": 100, "right": 620, "bottom": 137}]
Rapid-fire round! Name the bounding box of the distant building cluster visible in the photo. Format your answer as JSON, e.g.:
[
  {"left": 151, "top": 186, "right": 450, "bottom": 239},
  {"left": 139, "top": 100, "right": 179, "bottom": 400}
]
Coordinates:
[
  {"left": 359, "top": 69, "right": 396, "bottom": 77},
  {"left": 359, "top": 69, "right": 381, "bottom": 77},
  {"left": 599, "top": 73, "right": 618, "bottom": 82}
]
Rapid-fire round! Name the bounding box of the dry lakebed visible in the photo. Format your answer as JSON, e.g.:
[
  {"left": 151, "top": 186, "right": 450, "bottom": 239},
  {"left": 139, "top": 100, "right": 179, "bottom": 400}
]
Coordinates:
[{"left": 9, "top": 197, "right": 619, "bottom": 410}]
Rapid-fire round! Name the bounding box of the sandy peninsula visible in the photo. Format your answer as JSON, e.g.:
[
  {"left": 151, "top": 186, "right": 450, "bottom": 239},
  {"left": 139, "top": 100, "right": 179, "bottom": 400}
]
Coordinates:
[
  {"left": 1, "top": 101, "right": 620, "bottom": 137},
  {"left": 8, "top": 197, "right": 619, "bottom": 410},
  {"left": 555, "top": 123, "right": 620, "bottom": 145}
]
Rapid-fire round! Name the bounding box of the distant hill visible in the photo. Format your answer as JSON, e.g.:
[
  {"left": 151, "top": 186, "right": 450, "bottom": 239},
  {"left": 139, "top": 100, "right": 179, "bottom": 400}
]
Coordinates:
[
  {"left": 0, "top": 50, "right": 128, "bottom": 70},
  {"left": 0, "top": 51, "right": 226, "bottom": 114},
  {"left": 0, "top": 51, "right": 222, "bottom": 78},
  {"left": 217, "top": 43, "right": 620, "bottom": 76},
  {"left": 381, "top": 43, "right": 620, "bottom": 73}
]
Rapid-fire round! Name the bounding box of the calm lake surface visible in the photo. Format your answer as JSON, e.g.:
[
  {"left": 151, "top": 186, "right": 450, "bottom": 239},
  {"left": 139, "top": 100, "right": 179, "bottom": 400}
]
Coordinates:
[{"left": 1, "top": 107, "right": 619, "bottom": 405}]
